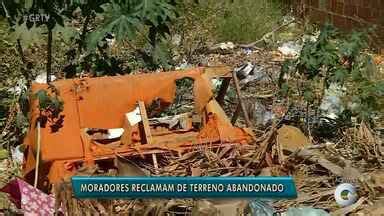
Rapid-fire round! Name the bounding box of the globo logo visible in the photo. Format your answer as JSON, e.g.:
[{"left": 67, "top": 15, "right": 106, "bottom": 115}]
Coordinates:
[{"left": 334, "top": 183, "right": 358, "bottom": 207}]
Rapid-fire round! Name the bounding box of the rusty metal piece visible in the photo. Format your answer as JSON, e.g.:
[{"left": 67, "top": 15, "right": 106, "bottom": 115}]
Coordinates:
[{"left": 23, "top": 67, "right": 254, "bottom": 185}]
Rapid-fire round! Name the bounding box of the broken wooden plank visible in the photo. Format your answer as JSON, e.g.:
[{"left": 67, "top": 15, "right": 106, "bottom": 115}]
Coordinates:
[
  {"left": 138, "top": 101, "right": 159, "bottom": 172},
  {"left": 138, "top": 101, "right": 153, "bottom": 145},
  {"left": 121, "top": 113, "right": 133, "bottom": 146}
]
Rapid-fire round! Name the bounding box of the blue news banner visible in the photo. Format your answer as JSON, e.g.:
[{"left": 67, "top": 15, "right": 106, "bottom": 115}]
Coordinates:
[{"left": 72, "top": 176, "right": 297, "bottom": 199}]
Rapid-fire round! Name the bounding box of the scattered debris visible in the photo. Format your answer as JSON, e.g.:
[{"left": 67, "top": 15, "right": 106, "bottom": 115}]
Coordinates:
[
  {"left": 208, "top": 42, "right": 236, "bottom": 54},
  {"left": 217, "top": 42, "right": 235, "bottom": 50},
  {"left": 34, "top": 72, "right": 57, "bottom": 84},
  {"left": 10, "top": 146, "right": 23, "bottom": 164},
  {"left": 278, "top": 41, "right": 302, "bottom": 57},
  {"left": 175, "top": 59, "right": 193, "bottom": 70},
  {"left": 247, "top": 101, "right": 274, "bottom": 127},
  {"left": 319, "top": 84, "right": 346, "bottom": 119},
  {"left": 249, "top": 199, "right": 276, "bottom": 216},
  {"left": 234, "top": 63, "right": 269, "bottom": 84}
]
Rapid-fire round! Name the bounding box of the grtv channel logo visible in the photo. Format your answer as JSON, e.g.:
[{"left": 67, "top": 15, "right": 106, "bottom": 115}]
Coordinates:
[
  {"left": 334, "top": 183, "right": 358, "bottom": 207},
  {"left": 23, "top": 14, "right": 50, "bottom": 23}
]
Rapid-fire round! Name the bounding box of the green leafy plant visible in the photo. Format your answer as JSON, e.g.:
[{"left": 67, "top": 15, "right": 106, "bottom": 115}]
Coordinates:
[
  {"left": 87, "top": 0, "right": 140, "bottom": 48},
  {"left": 64, "top": 0, "right": 111, "bottom": 52},
  {"left": 85, "top": 0, "right": 177, "bottom": 70},
  {"left": 33, "top": 85, "right": 64, "bottom": 132},
  {"left": 61, "top": 0, "right": 178, "bottom": 77},
  {"left": 87, "top": 0, "right": 176, "bottom": 47},
  {"left": 139, "top": 0, "right": 177, "bottom": 45},
  {"left": 279, "top": 24, "right": 384, "bottom": 123}
]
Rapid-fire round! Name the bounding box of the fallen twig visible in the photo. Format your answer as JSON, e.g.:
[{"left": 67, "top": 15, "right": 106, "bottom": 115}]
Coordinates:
[
  {"left": 231, "top": 70, "right": 252, "bottom": 127},
  {"left": 238, "top": 19, "right": 295, "bottom": 49}
]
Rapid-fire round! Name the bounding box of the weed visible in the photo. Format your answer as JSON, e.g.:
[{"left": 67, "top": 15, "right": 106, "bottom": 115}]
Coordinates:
[{"left": 212, "top": 0, "right": 284, "bottom": 43}]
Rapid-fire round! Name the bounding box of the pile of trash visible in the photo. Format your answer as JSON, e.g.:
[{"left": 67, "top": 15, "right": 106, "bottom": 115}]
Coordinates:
[{"left": 37, "top": 118, "right": 382, "bottom": 215}]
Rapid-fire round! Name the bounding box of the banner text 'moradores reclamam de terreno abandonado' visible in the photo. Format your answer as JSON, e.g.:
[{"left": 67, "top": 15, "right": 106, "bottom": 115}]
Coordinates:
[{"left": 72, "top": 176, "right": 297, "bottom": 199}]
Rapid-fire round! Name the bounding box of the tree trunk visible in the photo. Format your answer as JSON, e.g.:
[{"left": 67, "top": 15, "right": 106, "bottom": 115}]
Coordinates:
[
  {"left": 78, "top": 15, "right": 91, "bottom": 53},
  {"left": 46, "top": 28, "right": 53, "bottom": 83},
  {"left": 148, "top": 25, "right": 157, "bottom": 48},
  {"left": 16, "top": 39, "right": 32, "bottom": 86},
  {"left": 148, "top": 25, "right": 157, "bottom": 69}
]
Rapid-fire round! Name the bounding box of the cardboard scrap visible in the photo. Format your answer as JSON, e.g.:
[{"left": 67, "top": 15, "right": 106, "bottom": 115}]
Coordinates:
[{"left": 277, "top": 125, "right": 311, "bottom": 153}]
